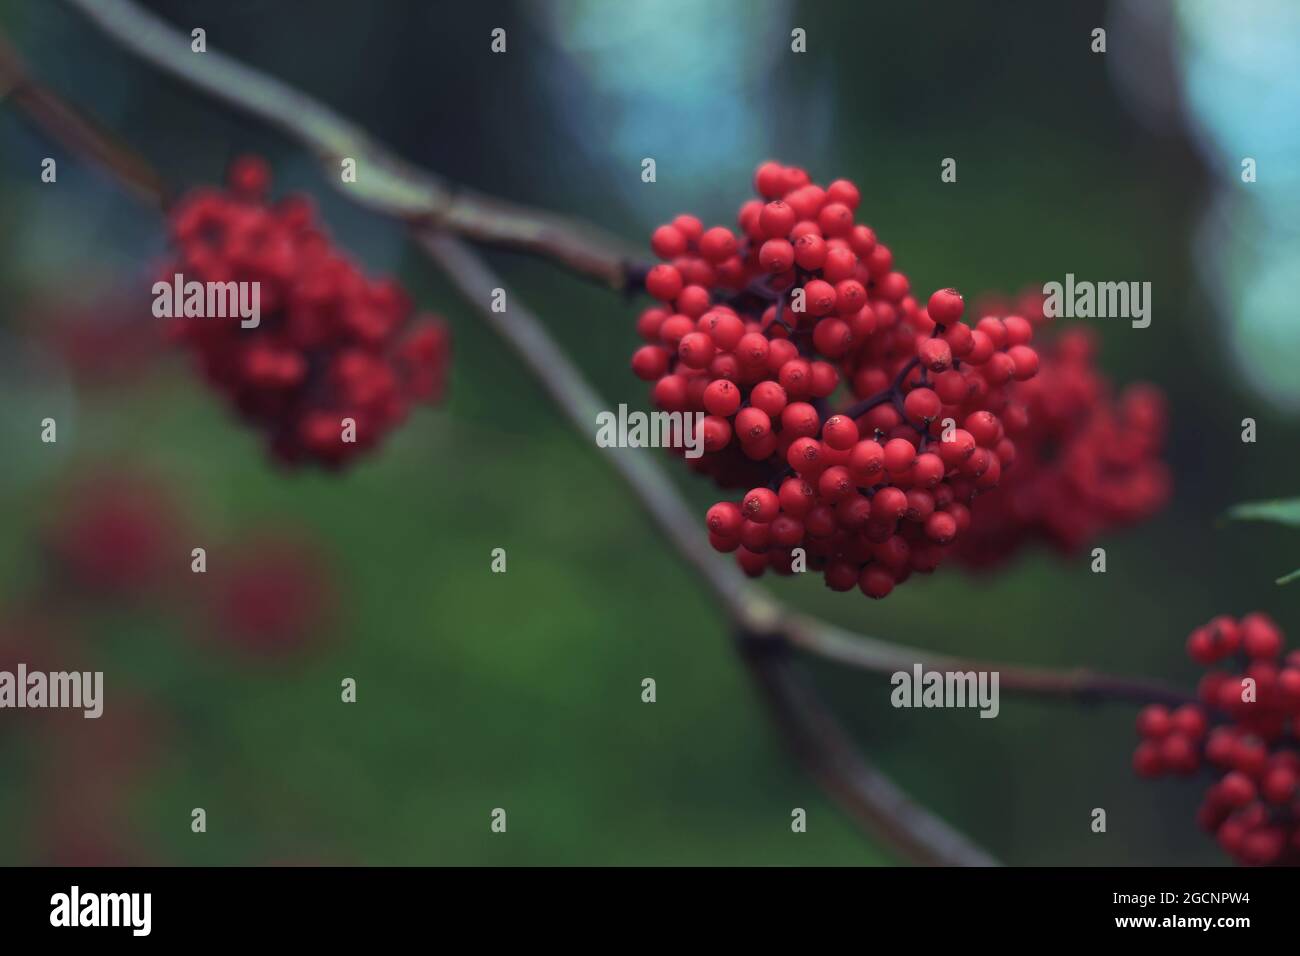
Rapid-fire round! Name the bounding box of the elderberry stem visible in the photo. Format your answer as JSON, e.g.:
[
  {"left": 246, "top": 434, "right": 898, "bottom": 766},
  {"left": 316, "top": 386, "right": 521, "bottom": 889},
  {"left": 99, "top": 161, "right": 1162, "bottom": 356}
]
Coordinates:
[{"left": 840, "top": 356, "right": 921, "bottom": 421}]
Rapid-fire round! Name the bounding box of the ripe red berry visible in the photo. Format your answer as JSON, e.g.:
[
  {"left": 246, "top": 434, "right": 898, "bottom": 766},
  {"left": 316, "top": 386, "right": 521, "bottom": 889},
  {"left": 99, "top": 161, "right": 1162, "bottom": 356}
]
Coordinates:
[
  {"left": 734, "top": 407, "right": 771, "bottom": 443},
  {"left": 802, "top": 279, "right": 838, "bottom": 317},
  {"left": 822, "top": 415, "right": 859, "bottom": 451},
  {"left": 938, "top": 429, "right": 976, "bottom": 466},
  {"left": 786, "top": 436, "right": 823, "bottom": 472},
  {"left": 698, "top": 226, "right": 737, "bottom": 262},
  {"left": 903, "top": 387, "right": 941, "bottom": 424},
  {"left": 645, "top": 264, "right": 684, "bottom": 302},
  {"left": 759, "top": 200, "right": 797, "bottom": 239},
  {"left": 703, "top": 379, "right": 742, "bottom": 417},
  {"left": 1007, "top": 344, "right": 1039, "bottom": 380},
  {"left": 781, "top": 402, "right": 821, "bottom": 438},
  {"left": 706, "top": 501, "right": 743, "bottom": 538},
  {"left": 1136, "top": 704, "right": 1172, "bottom": 738},
  {"left": 918, "top": 337, "right": 952, "bottom": 372},
  {"left": 859, "top": 566, "right": 895, "bottom": 599},
  {"left": 873, "top": 486, "right": 907, "bottom": 522},
  {"left": 631, "top": 345, "right": 670, "bottom": 381},
  {"left": 826, "top": 179, "right": 860, "bottom": 209},
  {"left": 742, "top": 488, "right": 780, "bottom": 523},
  {"left": 758, "top": 239, "right": 795, "bottom": 273},
  {"left": 817, "top": 202, "right": 854, "bottom": 237},
  {"left": 927, "top": 288, "right": 964, "bottom": 325},
  {"left": 882, "top": 438, "right": 916, "bottom": 474},
  {"left": 793, "top": 232, "right": 828, "bottom": 271},
  {"left": 677, "top": 331, "right": 715, "bottom": 369},
  {"left": 818, "top": 466, "right": 855, "bottom": 502},
  {"left": 1242, "top": 613, "right": 1283, "bottom": 659},
  {"left": 849, "top": 440, "right": 885, "bottom": 482},
  {"left": 749, "top": 380, "right": 788, "bottom": 416},
  {"left": 651, "top": 224, "right": 688, "bottom": 259},
  {"left": 778, "top": 477, "right": 815, "bottom": 517}
]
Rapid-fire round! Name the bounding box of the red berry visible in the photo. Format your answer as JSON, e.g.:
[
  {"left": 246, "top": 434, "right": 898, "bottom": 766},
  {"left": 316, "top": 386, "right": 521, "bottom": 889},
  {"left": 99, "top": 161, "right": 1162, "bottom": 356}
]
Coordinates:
[
  {"left": 781, "top": 402, "right": 821, "bottom": 438},
  {"left": 820, "top": 414, "right": 858, "bottom": 451},
  {"left": 859, "top": 566, "right": 895, "bottom": 599},
  {"left": 927, "top": 288, "right": 964, "bottom": 325},
  {"left": 924, "top": 511, "right": 957, "bottom": 544},
  {"left": 706, "top": 501, "right": 743, "bottom": 538},
  {"left": 750, "top": 380, "right": 788, "bottom": 416},
  {"left": 1136, "top": 704, "right": 1172, "bottom": 738},
  {"left": 883, "top": 438, "right": 916, "bottom": 474},
  {"left": 817, "top": 202, "right": 854, "bottom": 237},
  {"left": 758, "top": 239, "right": 795, "bottom": 273},
  {"left": 903, "top": 388, "right": 941, "bottom": 424},
  {"left": 645, "top": 264, "right": 684, "bottom": 302},
  {"left": 651, "top": 224, "right": 688, "bottom": 259},
  {"left": 698, "top": 226, "right": 738, "bottom": 262},
  {"left": 826, "top": 179, "right": 860, "bottom": 209},
  {"left": 1242, "top": 613, "right": 1283, "bottom": 659},
  {"left": 759, "top": 201, "right": 797, "bottom": 239},
  {"left": 703, "top": 379, "right": 742, "bottom": 417},
  {"left": 742, "top": 488, "right": 780, "bottom": 523},
  {"left": 793, "top": 233, "right": 827, "bottom": 271},
  {"left": 735, "top": 407, "right": 771, "bottom": 443},
  {"left": 778, "top": 477, "right": 816, "bottom": 517},
  {"left": 849, "top": 440, "right": 885, "bottom": 482},
  {"left": 918, "top": 337, "right": 952, "bottom": 372},
  {"left": 677, "top": 331, "right": 715, "bottom": 369}
]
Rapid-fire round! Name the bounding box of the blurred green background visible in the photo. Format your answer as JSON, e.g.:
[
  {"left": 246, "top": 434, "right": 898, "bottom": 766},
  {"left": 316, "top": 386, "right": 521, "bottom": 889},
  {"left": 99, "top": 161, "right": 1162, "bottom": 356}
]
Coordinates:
[{"left": 2, "top": 0, "right": 1299, "bottom": 865}]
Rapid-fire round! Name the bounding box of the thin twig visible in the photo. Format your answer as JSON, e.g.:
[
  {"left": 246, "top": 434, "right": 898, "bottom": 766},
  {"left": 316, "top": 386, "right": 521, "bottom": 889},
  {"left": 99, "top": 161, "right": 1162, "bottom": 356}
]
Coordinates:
[
  {"left": 742, "top": 642, "right": 999, "bottom": 866},
  {"left": 0, "top": 31, "right": 166, "bottom": 208},
  {"left": 60, "top": 0, "right": 642, "bottom": 290},
  {"left": 6, "top": 5, "right": 1194, "bottom": 863},
  {"left": 420, "top": 231, "right": 998, "bottom": 865},
  {"left": 776, "top": 616, "right": 1195, "bottom": 706}
]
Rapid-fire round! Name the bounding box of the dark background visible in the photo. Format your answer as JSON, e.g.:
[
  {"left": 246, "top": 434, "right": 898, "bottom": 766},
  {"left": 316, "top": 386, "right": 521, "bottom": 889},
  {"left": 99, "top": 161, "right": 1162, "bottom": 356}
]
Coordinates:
[{"left": 1, "top": 0, "right": 1297, "bottom": 865}]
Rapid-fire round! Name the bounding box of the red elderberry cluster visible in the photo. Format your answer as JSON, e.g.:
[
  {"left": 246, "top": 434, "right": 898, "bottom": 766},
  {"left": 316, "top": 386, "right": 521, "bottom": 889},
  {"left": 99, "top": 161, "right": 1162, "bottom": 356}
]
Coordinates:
[
  {"left": 955, "top": 289, "right": 1170, "bottom": 566},
  {"left": 1134, "top": 613, "right": 1300, "bottom": 866},
  {"left": 164, "top": 156, "right": 450, "bottom": 467},
  {"left": 629, "top": 161, "right": 1039, "bottom": 598}
]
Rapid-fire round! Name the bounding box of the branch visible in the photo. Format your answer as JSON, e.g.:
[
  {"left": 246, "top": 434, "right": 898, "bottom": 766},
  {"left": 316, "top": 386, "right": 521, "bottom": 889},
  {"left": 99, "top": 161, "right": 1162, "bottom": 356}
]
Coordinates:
[
  {"left": 741, "top": 642, "right": 999, "bottom": 866},
  {"left": 0, "top": 31, "right": 166, "bottom": 208},
  {"left": 60, "top": 0, "right": 643, "bottom": 291},
  {"left": 776, "top": 615, "right": 1195, "bottom": 707},
  {"left": 420, "top": 231, "right": 997, "bottom": 866},
  {"left": 8, "top": 4, "right": 1194, "bottom": 863}
]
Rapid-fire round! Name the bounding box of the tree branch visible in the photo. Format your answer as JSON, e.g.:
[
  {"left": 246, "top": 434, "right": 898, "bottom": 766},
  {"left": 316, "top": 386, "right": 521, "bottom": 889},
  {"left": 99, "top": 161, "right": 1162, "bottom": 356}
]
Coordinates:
[
  {"left": 60, "top": 0, "right": 643, "bottom": 291},
  {"left": 0, "top": 31, "right": 167, "bottom": 208},
  {"left": 420, "top": 231, "right": 998, "bottom": 865},
  {"left": 5, "top": 3, "right": 1194, "bottom": 864}
]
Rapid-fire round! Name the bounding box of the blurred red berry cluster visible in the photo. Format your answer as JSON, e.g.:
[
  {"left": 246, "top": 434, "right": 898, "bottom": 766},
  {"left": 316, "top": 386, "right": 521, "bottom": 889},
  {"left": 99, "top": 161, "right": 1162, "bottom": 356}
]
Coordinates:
[
  {"left": 1, "top": 469, "right": 341, "bottom": 863},
  {"left": 41, "top": 468, "right": 334, "bottom": 657},
  {"left": 164, "top": 156, "right": 450, "bottom": 467},
  {"left": 1135, "top": 613, "right": 1300, "bottom": 865},
  {"left": 631, "top": 161, "right": 1042, "bottom": 599},
  {"left": 955, "top": 289, "right": 1170, "bottom": 566}
]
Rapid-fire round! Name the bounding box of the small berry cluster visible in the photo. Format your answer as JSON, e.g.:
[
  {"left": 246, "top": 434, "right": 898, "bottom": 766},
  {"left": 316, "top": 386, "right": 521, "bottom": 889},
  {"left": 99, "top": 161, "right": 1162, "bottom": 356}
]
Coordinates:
[
  {"left": 630, "top": 162, "right": 1039, "bottom": 598},
  {"left": 164, "top": 156, "right": 450, "bottom": 467},
  {"left": 42, "top": 468, "right": 333, "bottom": 659},
  {"left": 956, "top": 291, "right": 1169, "bottom": 567},
  {"left": 1134, "top": 613, "right": 1300, "bottom": 865}
]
